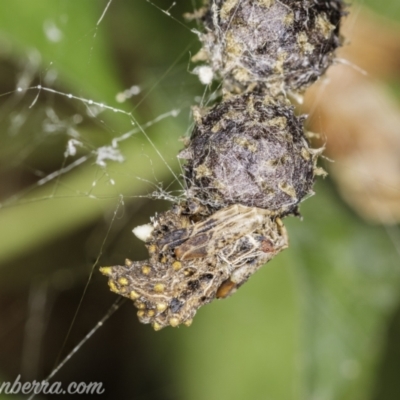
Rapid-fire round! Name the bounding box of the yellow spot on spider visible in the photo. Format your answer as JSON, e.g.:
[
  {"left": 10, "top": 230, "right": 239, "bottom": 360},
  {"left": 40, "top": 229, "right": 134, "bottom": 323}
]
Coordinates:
[
  {"left": 147, "top": 310, "right": 155, "bottom": 317},
  {"left": 141, "top": 265, "right": 151, "bottom": 275},
  {"left": 156, "top": 303, "right": 168, "bottom": 312},
  {"left": 148, "top": 244, "right": 157, "bottom": 254},
  {"left": 135, "top": 301, "right": 146, "bottom": 310},
  {"left": 184, "top": 319, "right": 193, "bottom": 327},
  {"left": 152, "top": 322, "right": 162, "bottom": 331},
  {"left": 169, "top": 317, "right": 180, "bottom": 327},
  {"left": 118, "top": 277, "right": 129, "bottom": 286},
  {"left": 160, "top": 256, "right": 167, "bottom": 264},
  {"left": 172, "top": 261, "right": 182, "bottom": 271},
  {"left": 125, "top": 258, "right": 133, "bottom": 266},
  {"left": 108, "top": 281, "right": 119, "bottom": 293},
  {"left": 154, "top": 283, "right": 165, "bottom": 293},
  {"left": 137, "top": 310, "right": 145, "bottom": 318},
  {"left": 99, "top": 267, "right": 113, "bottom": 276},
  {"left": 129, "top": 290, "right": 140, "bottom": 300}
]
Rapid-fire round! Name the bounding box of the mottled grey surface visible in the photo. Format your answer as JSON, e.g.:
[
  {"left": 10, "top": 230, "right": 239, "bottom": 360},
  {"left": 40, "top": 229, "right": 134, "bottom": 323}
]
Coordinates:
[
  {"left": 199, "top": 0, "right": 344, "bottom": 93},
  {"left": 181, "top": 93, "right": 318, "bottom": 215}
]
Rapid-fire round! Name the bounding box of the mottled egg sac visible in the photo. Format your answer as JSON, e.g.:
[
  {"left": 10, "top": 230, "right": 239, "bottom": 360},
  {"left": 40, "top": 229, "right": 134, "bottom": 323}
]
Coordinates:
[
  {"left": 180, "top": 93, "right": 321, "bottom": 216},
  {"left": 196, "top": 0, "right": 344, "bottom": 93}
]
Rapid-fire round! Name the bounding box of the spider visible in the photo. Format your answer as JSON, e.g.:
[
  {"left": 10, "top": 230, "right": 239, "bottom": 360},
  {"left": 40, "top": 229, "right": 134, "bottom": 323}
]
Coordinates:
[{"left": 100, "top": 202, "right": 288, "bottom": 330}]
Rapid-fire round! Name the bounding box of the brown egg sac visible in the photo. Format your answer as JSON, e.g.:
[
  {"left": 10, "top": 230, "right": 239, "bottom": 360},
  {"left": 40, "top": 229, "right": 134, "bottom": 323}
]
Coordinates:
[
  {"left": 195, "top": 0, "right": 344, "bottom": 94},
  {"left": 180, "top": 93, "right": 322, "bottom": 216}
]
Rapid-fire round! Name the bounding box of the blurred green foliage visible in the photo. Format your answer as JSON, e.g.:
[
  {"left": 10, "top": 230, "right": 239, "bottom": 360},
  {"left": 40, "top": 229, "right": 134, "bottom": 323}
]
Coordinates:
[{"left": 0, "top": 1, "right": 399, "bottom": 400}]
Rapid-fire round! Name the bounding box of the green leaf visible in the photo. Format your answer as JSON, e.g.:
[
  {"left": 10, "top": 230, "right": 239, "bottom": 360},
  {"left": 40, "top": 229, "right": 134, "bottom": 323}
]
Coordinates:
[{"left": 0, "top": 0, "right": 121, "bottom": 100}]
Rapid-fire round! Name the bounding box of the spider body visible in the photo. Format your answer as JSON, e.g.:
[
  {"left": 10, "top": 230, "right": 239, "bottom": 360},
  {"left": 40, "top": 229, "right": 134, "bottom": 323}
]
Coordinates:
[{"left": 100, "top": 203, "right": 288, "bottom": 329}]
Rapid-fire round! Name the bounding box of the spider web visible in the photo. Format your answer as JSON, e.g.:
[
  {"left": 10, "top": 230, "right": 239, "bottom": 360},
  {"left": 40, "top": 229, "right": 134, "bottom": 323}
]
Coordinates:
[{"left": 1, "top": 1, "right": 400, "bottom": 399}]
